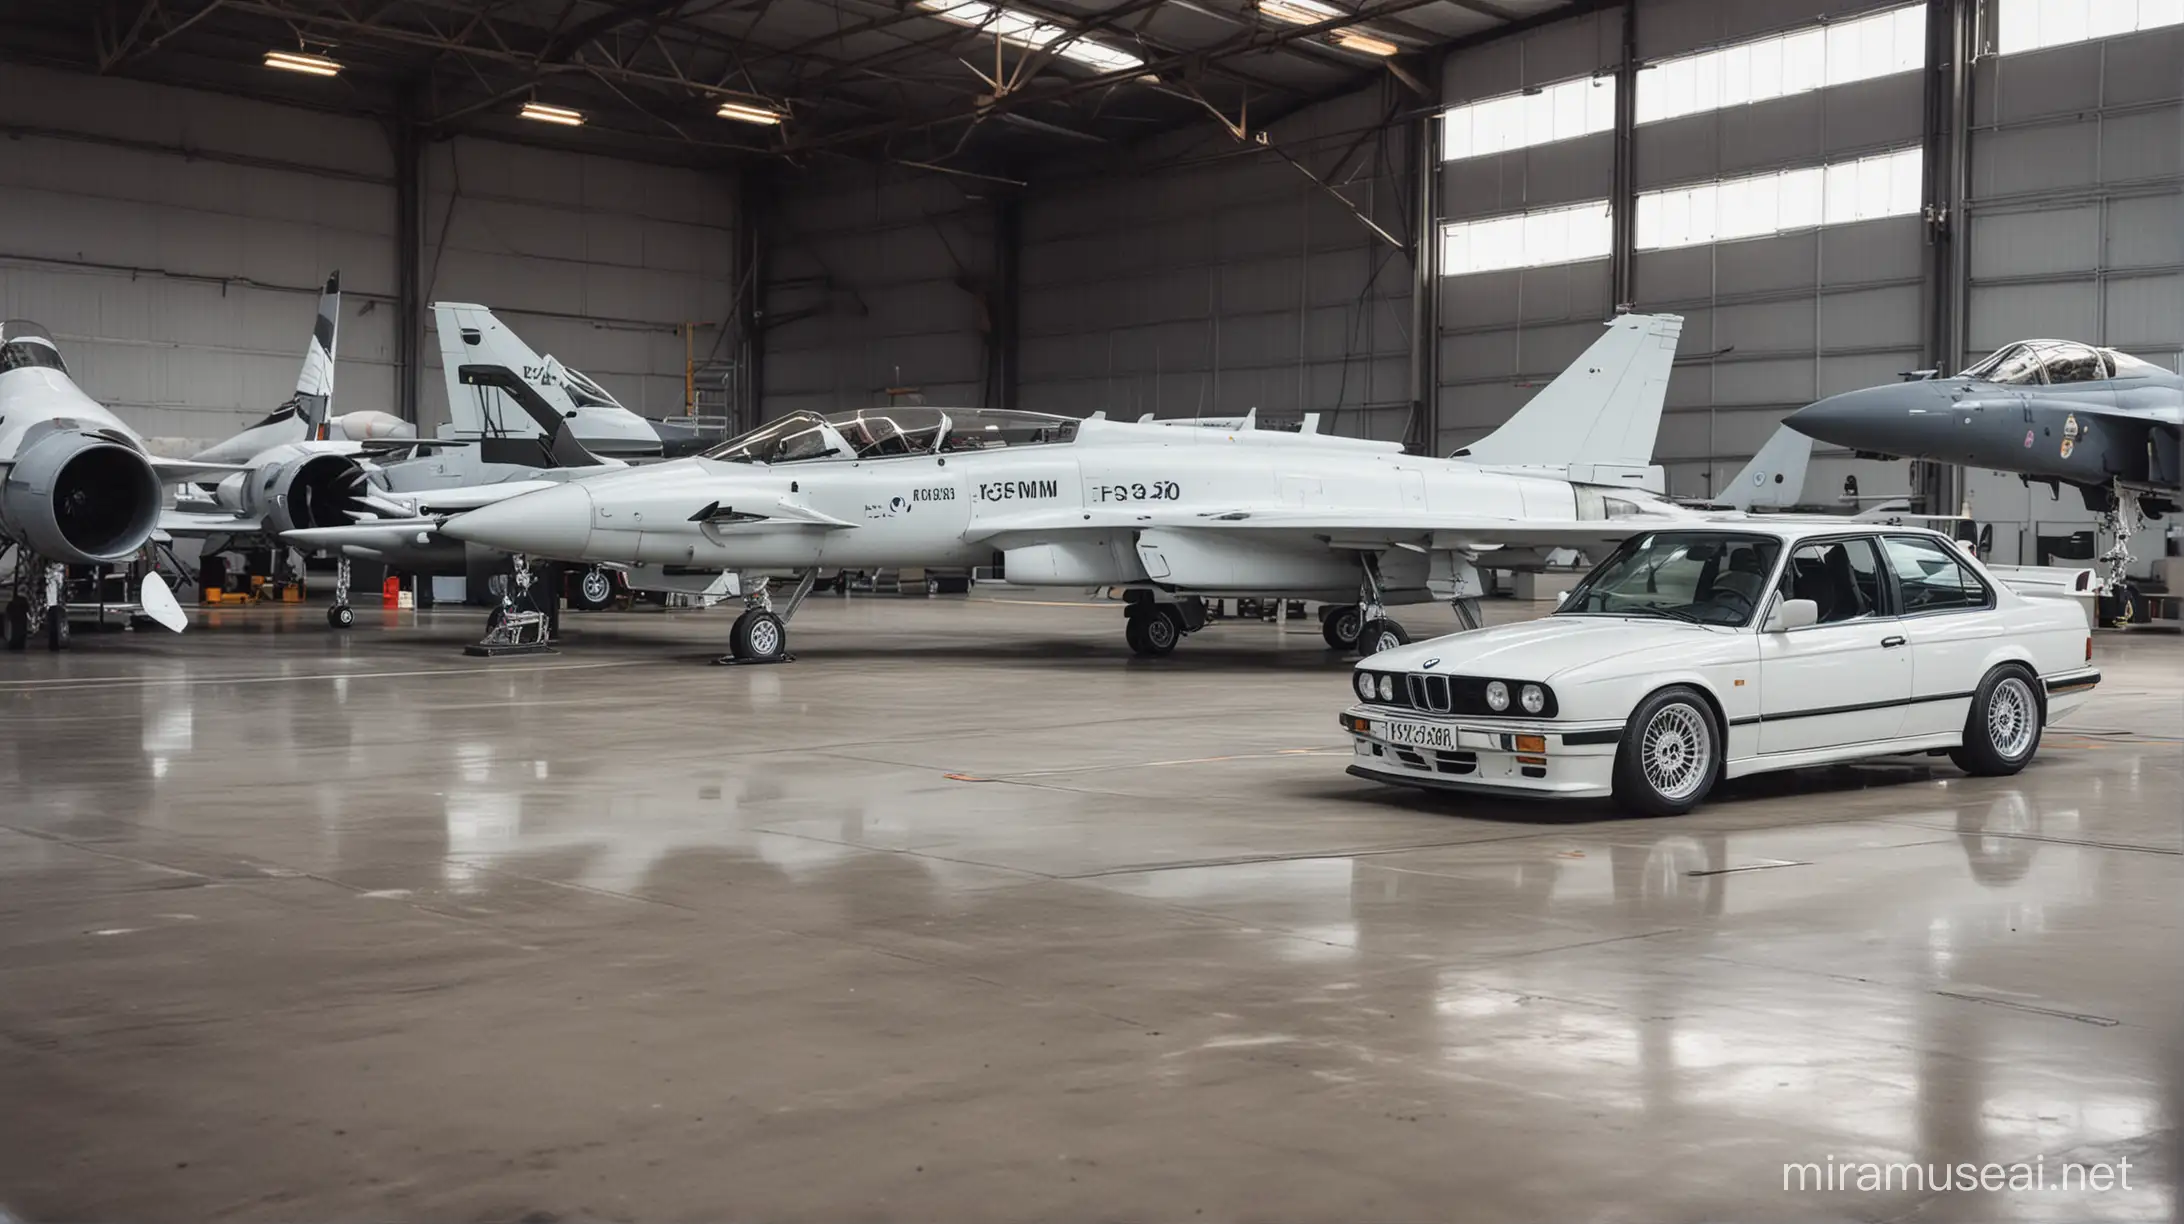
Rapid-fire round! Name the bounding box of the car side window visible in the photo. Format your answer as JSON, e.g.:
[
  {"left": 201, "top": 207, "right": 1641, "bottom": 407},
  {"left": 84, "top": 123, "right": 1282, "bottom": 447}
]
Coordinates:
[
  {"left": 1880, "top": 535, "right": 1992, "bottom": 614},
  {"left": 1774, "top": 538, "right": 1885, "bottom": 625}
]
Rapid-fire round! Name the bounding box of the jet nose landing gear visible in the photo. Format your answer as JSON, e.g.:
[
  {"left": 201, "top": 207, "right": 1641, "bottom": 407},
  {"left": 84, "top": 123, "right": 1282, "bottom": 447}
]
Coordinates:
[
  {"left": 1123, "top": 593, "right": 1205, "bottom": 657},
  {"left": 718, "top": 568, "right": 817, "bottom": 665}
]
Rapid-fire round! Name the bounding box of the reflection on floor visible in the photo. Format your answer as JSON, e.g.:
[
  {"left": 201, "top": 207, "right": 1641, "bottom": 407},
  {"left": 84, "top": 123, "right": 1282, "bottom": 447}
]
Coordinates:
[{"left": 0, "top": 595, "right": 2177, "bottom": 1221}]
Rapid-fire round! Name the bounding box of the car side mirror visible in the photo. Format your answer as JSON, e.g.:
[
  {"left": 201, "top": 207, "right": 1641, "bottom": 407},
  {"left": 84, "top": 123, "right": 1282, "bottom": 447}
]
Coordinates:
[{"left": 1764, "top": 598, "right": 1818, "bottom": 632}]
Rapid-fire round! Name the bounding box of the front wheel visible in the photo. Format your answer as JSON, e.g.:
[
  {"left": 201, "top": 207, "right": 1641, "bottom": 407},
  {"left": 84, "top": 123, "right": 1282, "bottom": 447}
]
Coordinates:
[
  {"left": 46, "top": 607, "right": 69, "bottom": 652},
  {"left": 1125, "top": 607, "right": 1180, "bottom": 657},
  {"left": 731, "top": 609, "right": 788, "bottom": 662},
  {"left": 327, "top": 604, "right": 355, "bottom": 629},
  {"left": 1950, "top": 665, "right": 2043, "bottom": 776},
  {"left": 3, "top": 599, "right": 25, "bottom": 652},
  {"left": 569, "top": 567, "right": 616, "bottom": 612},
  {"left": 1353, "top": 618, "right": 1409, "bottom": 657},
  {"left": 1321, "top": 605, "right": 1363, "bottom": 650},
  {"left": 1612, "top": 686, "right": 1720, "bottom": 817}
]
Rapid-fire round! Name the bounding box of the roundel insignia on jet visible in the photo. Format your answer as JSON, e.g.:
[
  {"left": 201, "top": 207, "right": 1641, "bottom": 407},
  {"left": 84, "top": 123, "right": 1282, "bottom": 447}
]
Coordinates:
[
  {"left": 2061, "top": 438, "right": 2075, "bottom": 459},
  {"left": 2024, "top": 429, "right": 2035, "bottom": 448},
  {"left": 890, "top": 495, "right": 910, "bottom": 514},
  {"left": 2064, "top": 414, "right": 2079, "bottom": 439}
]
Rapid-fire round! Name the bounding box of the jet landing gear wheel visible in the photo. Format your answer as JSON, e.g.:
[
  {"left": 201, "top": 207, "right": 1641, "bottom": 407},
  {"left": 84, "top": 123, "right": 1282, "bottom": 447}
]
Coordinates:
[
  {"left": 1950, "top": 665, "right": 2043, "bottom": 777},
  {"left": 1321, "top": 604, "right": 1363, "bottom": 650},
  {"left": 1612, "top": 686, "right": 1721, "bottom": 817},
  {"left": 3, "top": 598, "right": 26, "bottom": 652},
  {"left": 1125, "top": 606, "right": 1182, "bottom": 657},
  {"left": 327, "top": 604, "right": 356, "bottom": 629},
  {"left": 1353, "top": 618, "right": 1409, "bottom": 657},
  {"left": 45, "top": 606, "right": 69, "bottom": 652},
  {"left": 570, "top": 567, "right": 616, "bottom": 612},
  {"left": 729, "top": 609, "right": 789, "bottom": 663}
]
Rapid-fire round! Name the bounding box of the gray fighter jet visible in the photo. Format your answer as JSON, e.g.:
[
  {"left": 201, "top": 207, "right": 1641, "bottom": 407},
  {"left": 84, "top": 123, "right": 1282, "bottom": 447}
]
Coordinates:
[{"left": 1788, "top": 339, "right": 2181, "bottom": 586}]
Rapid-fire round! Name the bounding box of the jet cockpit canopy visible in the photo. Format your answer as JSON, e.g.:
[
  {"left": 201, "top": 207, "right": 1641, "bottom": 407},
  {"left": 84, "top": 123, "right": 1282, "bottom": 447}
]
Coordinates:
[
  {"left": 704, "top": 407, "right": 1080, "bottom": 465},
  {"left": 0, "top": 320, "right": 67, "bottom": 375},
  {"left": 1962, "top": 340, "right": 2113, "bottom": 385}
]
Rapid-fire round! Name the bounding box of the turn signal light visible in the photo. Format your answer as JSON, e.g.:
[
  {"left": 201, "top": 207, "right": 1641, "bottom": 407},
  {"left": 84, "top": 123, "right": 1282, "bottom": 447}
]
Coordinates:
[{"left": 1515, "top": 734, "right": 1546, "bottom": 753}]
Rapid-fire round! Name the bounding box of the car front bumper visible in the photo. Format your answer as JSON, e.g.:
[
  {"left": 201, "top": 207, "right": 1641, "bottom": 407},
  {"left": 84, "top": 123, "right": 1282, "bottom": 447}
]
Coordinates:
[{"left": 1338, "top": 707, "right": 1622, "bottom": 798}]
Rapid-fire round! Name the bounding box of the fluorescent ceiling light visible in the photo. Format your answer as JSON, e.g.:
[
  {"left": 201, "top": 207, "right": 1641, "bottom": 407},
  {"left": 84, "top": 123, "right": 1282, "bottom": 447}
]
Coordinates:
[
  {"left": 520, "top": 102, "right": 585, "bottom": 126},
  {"left": 1260, "top": 0, "right": 1343, "bottom": 25},
  {"left": 716, "top": 101, "right": 784, "bottom": 125},
  {"left": 1328, "top": 28, "right": 1398, "bottom": 55},
  {"left": 264, "top": 50, "right": 342, "bottom": 76},
  {"left": 918, "top": 0, "right": 1146, "bottom": 72}
]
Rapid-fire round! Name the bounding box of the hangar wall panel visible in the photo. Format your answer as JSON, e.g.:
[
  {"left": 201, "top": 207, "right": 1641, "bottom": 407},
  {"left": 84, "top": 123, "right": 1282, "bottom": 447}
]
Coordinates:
[
  {"left": 1963, "top": 23, "right": 2184, "bottom": 565},
  {"left": 760, "top": 169, "right": 993, "bottom": 418},
  {"left": 1018, "top": 85, "right": 1414, "bottom": 442},
  {"left": 0, "top": 64, "right": 396, "bottom": 445},
  {"left": 420, "top": 137, "right": 736, "bottom": 434}
]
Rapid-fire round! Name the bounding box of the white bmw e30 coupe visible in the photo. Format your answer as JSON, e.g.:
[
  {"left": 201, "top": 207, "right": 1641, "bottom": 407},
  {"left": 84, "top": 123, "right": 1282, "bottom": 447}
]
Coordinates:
[{"left": 1340, "top": 522, "right": 2100, "bottom": 816}]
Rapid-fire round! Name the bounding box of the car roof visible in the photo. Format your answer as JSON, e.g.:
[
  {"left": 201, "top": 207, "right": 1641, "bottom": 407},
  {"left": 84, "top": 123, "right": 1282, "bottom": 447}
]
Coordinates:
[{"left": 1658, "top": 518, "right": 1948, "bottom": 544}]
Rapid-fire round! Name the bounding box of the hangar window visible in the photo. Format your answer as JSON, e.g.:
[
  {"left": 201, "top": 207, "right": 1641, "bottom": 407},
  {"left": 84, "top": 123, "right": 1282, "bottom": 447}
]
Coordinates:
[
  {"left": 1441, "top": 200, "right": 1612, "bottom": 275},
  {"left": 1637, "top": 4, "right": 1926, "bottom": 125},
  {"left": 1441, "top": 76, "right": 1614, "bottom": 162},
  {"left": 1997, "top": 0, "right": 2184, "bottom": 54},
  {"left": 1635, "top": 147, "right": 1921, "bottom": 251}
]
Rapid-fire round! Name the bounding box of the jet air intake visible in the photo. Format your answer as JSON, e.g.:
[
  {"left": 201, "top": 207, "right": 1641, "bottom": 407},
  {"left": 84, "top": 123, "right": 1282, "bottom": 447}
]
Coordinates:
[{"left": 0, "top": 429, "right": 164, "bottom": 563}]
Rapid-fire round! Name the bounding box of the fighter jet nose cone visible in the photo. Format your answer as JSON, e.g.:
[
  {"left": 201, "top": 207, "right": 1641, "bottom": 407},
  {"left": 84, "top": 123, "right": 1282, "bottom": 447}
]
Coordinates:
[
  {"left": 1786, "top": 391, "right": 1866, "bottom": 447},
  {"left": 443, "top": 481, "right": 595, "bottom": 557}
]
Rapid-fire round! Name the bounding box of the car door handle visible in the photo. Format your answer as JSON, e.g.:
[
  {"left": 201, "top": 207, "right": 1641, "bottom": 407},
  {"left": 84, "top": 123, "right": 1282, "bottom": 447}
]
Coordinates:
[{"left": 1881, "top": 635, "right": 1907, "bottom": 648}]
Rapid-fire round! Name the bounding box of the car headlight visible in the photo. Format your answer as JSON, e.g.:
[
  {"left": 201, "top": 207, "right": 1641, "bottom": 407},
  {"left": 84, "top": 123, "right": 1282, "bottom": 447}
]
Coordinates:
[
  {"left": 1520, "top": 683, "right": 1545, "bottom": 715},
  {"left": 1354, "top": 671, "right": 1375, "bottom": 701},
  {"left": 1485, "top": 680, "right": 1509, "bottom": 711},
  {"left": 1378, "top": 674, "right": 1396, "bottom": 702}
]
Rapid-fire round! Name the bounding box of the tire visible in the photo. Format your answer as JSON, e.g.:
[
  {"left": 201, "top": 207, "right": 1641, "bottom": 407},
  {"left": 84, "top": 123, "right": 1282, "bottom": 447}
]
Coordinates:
[
  {"left": 570, "top": 567, "right": 616, "bottom": 612},
  {"left": 1321, "top": 604, "right": 1363, "bottom": 649},
  {"left": 1949, "top": 665, "right": 2043, "bottom": 777},
  {"left": 1611, "top": 686, "right": 1721, "bottom": 817},
  {"left": 46, "top": 607, "right": 69, "bottom": 652},
  {"left": 1126, "top": 607, "right": 1180, "bottom": 657},
  {"left": 327, "top": 604, "right": 355, "bottom": 629},
  {"left": 485, "top": 605, "right": 507, "bottom": 634},
  {"left": 731, "top": 609, "right": 787, "bottom": 662},
  {"left": 3, "top": 599, "right": 25, "bottom": 652},
  {"left": 1353, "top": 617, "right": 1409, "bottom": 657}
]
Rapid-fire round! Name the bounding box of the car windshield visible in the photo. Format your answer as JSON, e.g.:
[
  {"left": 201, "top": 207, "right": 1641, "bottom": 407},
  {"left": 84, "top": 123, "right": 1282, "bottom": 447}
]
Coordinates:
[{"left": 1559, "top": 532, "right": 1782, "bottom": 627}]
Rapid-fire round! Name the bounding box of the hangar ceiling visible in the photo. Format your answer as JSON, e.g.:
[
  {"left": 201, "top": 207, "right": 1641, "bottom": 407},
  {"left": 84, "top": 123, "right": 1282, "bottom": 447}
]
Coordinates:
[{"left": 0, "top": 0, "right": 1589, "bottom": 174}]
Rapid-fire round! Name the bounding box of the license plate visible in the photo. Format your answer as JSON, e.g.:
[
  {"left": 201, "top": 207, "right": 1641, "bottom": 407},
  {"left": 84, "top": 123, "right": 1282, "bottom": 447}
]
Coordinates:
[{"left": 1375, "top": 719, "right": 1457, "bottom": 750}]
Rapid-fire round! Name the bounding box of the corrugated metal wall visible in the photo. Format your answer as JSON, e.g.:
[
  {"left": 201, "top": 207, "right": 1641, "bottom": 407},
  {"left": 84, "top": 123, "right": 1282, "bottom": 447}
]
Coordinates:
[
  {"left": 419, "top": 137, "right": 737, "bottom": 435},
  {"left": 1961, "top": 18, "right": 2184, "bottom": 564},
  {"left": 1018, "top": 85, "right": 1415, "bottom": 441},
  {"left": 761, "top": 168, "right": 996, "bottom": 417},
  {"left": 1437, "top": 9, "right": 1620, "bottom": 458},
  {"left": 0, "top": 64, "right": 396, "bottom": 446}
]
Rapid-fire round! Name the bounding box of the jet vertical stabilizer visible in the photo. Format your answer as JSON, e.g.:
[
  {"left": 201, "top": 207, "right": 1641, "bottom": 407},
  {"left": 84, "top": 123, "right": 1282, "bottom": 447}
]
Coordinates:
[
  {"left": 189, "top": 271, "right": 342, "bottom": 464},
  {"left": 1455, "top": 312, "right": 1684, "bottom": 474},
  {"left": 434, "top": 302, "right": 664, "bottom": 458},
  {"left": 1718, "top": 426, "right": 1813, "bottom": 510}
]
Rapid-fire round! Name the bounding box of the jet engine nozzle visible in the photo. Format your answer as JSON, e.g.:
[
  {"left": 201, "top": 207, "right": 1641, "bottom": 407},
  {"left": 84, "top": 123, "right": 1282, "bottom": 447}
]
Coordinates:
[
  {"left": 244, "top": 453, "right": 376, "bottom": 536},
  {"left": 0, "top": 428, "right": 163, "bottom": 563}
]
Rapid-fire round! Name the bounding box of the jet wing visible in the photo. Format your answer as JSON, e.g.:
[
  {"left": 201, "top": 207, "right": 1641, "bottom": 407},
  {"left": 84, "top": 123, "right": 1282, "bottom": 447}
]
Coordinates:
[
  {"left": 159, "top": 510, "right": 267, "bottom": 537},
  {"left": 150, "top": 458, "right": 253, "bottom": 484},
  {"left": 970, "top": 507, "right": 1673, "bottom": 553}
]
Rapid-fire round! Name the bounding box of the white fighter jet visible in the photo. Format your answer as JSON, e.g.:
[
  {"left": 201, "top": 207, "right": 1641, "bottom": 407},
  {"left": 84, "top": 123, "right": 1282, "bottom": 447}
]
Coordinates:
[
  {"left": 0, "top": 323, "right": 204, "bottom": 648},
  {"left": 432, "top": 313, "right": 1699, "bottom": 663}
]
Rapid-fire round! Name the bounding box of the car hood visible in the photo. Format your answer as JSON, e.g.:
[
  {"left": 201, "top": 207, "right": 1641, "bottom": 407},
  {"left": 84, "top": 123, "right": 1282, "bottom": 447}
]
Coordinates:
[{"left": 1362, "top": 616, "right": 1737, "bottom": 680}]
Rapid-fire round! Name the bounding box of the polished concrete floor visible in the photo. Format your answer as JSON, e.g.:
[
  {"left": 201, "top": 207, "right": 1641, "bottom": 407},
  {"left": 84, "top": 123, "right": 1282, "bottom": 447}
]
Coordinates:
[{"left": 1, "top": 593, "right": 2177, "bottom": 1222}]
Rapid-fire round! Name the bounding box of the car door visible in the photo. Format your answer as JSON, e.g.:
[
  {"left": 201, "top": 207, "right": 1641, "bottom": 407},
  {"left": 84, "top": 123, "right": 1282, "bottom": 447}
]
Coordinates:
[
  {"left": 1758, "top": 536, "right": 1911, "bottom": 754},
  {"left": 1878, "top": 534, "right": 2000, "bottom": 738}
]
